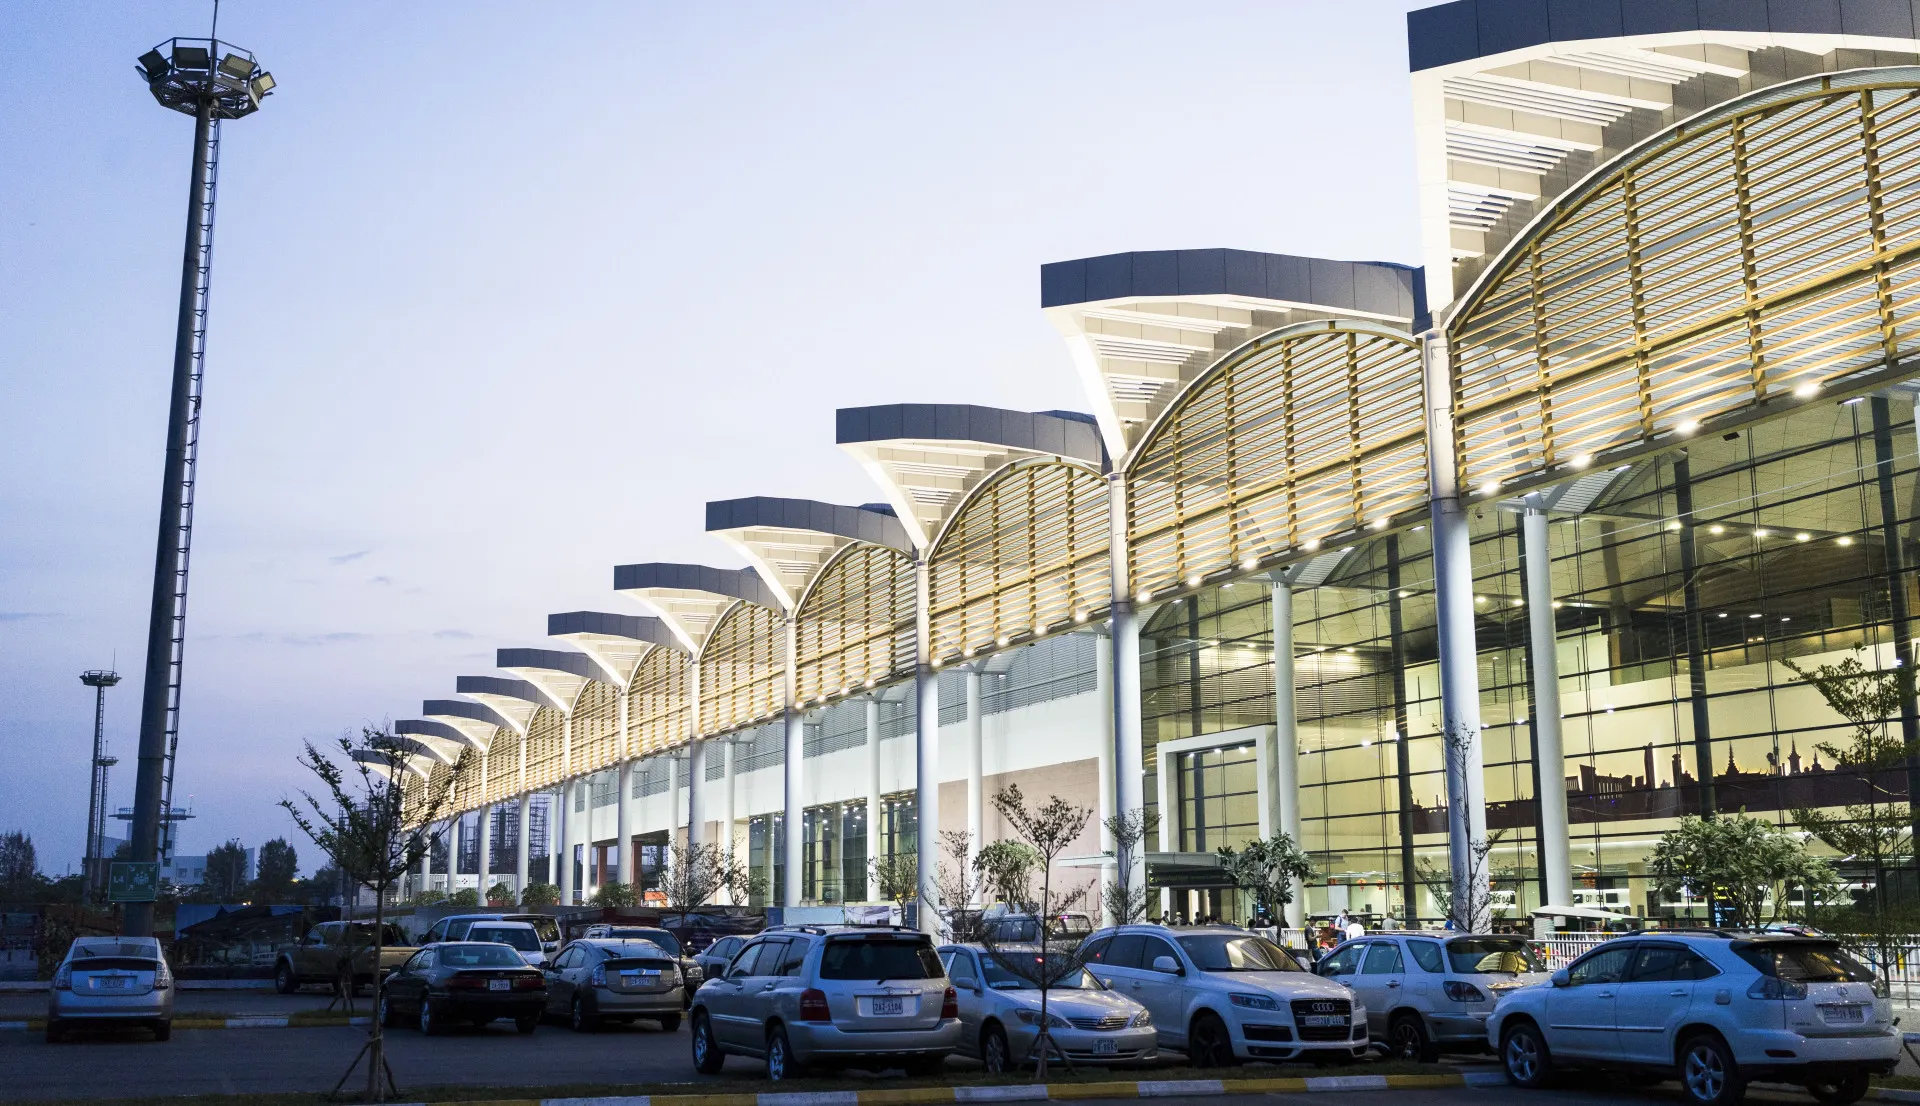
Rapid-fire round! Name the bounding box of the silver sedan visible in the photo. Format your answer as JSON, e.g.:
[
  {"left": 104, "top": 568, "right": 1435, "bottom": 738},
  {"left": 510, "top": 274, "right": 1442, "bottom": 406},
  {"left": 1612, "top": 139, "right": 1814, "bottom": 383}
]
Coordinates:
[
  {"left": 542, "top": 938, "right": 685, "bottom": 1032},
  {"left": 939, "top": 944, "right": 1156, "bottom": 1072},
  {"left": 46, "top": 937, "right": 176, "bottom": 1042}
]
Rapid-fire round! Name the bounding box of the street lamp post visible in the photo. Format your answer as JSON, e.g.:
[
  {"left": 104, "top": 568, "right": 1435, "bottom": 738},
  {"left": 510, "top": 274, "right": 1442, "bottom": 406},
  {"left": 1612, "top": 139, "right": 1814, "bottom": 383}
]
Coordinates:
[{"left": 122, "top": 39, "right": 273, "bottom": 938}]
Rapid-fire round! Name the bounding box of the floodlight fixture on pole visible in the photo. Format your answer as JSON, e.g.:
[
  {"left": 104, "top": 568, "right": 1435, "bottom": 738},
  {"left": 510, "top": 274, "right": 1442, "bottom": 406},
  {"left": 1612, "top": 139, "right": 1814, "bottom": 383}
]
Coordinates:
[
  {"left": 80, "top": 669, "right": 122, "bottom": 903},
  {"left": 122, "top": 36, "right": 274, "bottom": 938}
]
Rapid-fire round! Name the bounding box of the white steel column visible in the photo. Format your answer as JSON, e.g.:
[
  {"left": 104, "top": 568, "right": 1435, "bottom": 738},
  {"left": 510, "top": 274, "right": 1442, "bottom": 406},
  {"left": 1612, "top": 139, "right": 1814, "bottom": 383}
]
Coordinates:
[
  {"left": 913, "top": 560, "right": 941, "bottom": 935},
  {"left": 965, "top": 666, "right": 984, "bottom": 880},
  {"left": 1108, "top": 472, "right": 1146, "bottom": 900},
  {"left": 668, "top": 754, "right": 682, "bottom": 843},
  {"left": 1423, "top": 334, "right": 1488, "bottom": 923},
  {"left": 719, "top": 740, "right": 737, "bottom": 902},
  {"left": 689, "top": 740, "right": 709, "bottom": 846},
  {"left": 783, "top": 618, "right": 805, "bottom": 908},
  {"left": 515, "top": 792, "right": 531, "bottom": 898},
  {"left": 1270, "top": 574, "right": 1305, "bottom": 928},
  {"left": 449, "top": 812, "right": 464, "bottom": 894},
  {"left": 616, "top": 760, "right": 634, "bottom": 886},
  {"left": 557, "top": 780, "right": 575, "bottom": 904},
  {"left": 546, "top": 789, "right": 560, "bottom": 892},
  {"left": 477, "top": 804, "right": 493, "bottom": 901},
  {"left": 1095, "top": 637, "right": 1117, "bottom": 923},
  {"left": 1522, "top": 496, "right": 1573, "bottom": 908},
  {"left": 865, "top": 697, "right": 883, "bottom": 903}
]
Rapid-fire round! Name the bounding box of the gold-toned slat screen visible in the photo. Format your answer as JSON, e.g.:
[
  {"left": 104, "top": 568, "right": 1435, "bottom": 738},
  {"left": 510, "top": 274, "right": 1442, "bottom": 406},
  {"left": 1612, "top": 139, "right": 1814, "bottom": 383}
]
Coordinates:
[
  {"left": 795, "top": 542, "right": 915, "bottom": 703},
  {"left": 698, "top": 601, "right": 786, "bottom": 735},
  {"left": 451, "top": 745, "right": 486, "bottom": 812},
  {"left": 482, "top": 732, "right": 520, "bottom": 805},
  {"left": 524, "top": 707, "right": 565, "bottom": 792},
  {"left": 1126, "top": 320, "right": 1426, "bottom": 598},
  {"left": 629, "top": 646, "right": 690, "bottom": 755},
  {"left": 1449, "top": 73, "right": 1920, "bottom": 493},
  {"left": 570, "top": 681, "right": 619, "bottom": 775},
  {"left": 929, "top": 459, "right": 1110, "bottom": 663}
]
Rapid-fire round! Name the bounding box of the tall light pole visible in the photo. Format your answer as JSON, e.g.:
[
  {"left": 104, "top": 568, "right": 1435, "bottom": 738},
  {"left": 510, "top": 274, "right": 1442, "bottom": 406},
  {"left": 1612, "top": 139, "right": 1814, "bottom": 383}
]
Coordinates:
[
  {"left": 80, "top": 669, "right": 121, "bottom": 902},
  {"left": 123, "top": 38, "right": 274, "bottom": 937}
]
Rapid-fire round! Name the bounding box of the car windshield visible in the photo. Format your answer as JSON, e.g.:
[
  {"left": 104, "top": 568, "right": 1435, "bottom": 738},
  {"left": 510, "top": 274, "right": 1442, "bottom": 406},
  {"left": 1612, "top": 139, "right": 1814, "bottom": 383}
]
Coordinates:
[
  {"left": 1737, "top": 942, "right": 1875, "bottom": 983},
  {"left": 1177, "top": 934, "right": 1304, "bottom": 972},
  {"left": 439, "top": 944, "right": 527, "bottom": 968},
  {"left": 470, "top": 927, "right": 540, "bottom": 952},
  {"left": 345, "top": 923, "right": 408, "bottom": 945},
  {"left": 508, "top": 916, "right": 560, "bottom": 943},
  {"left": 606, "top": 928, "right": 680, "bottom": 955},
  {"left": 1447, "top": 938, "right": 1549, "bottom": 974},
  {"left": 820, "top": 938, "right": 943, "bottom": 980},
  {"left": 71, "top": 940, "right": 160, "bottom": 960},
  {"left": 981, "top": 955, "right": 1099, "bottom": 990}
]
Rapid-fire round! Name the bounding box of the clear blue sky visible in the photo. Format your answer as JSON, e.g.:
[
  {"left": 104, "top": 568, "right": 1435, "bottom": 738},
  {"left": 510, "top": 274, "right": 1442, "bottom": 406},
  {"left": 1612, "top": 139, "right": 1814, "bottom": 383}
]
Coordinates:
[{"left": 0, "top": 1, "right": 1428, "bottom": 875}]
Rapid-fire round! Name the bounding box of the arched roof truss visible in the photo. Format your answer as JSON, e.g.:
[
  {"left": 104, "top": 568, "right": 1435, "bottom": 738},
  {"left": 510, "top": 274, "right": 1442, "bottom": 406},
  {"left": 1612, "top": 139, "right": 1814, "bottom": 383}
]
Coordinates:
[
  {"left": 1448, "top": 68, "right": 1920, "bottom": 498},
  {"left": 697, "top": 600, "right": 786, "bottom": 736},
  {"left": 1125, "top": 320, "right": 1427, "bottom": 600},
  {"left": 420, "top": 699, "right": 507, "bottom": 750},
  {"left": 523, "top": 705, "right": 566, "bottom": 792},
  {"left": 629, "top": 644, "right": 691, "bottom": 756},
  {"left": 707, "top": 497, "right": 913, "bottom": 611},
  {"left": 794, "top": 541, "right": 916, "bottom": 705},
  {"left": 391, "top": 719, "right": 468, "bottom": 763},
  {"left": 615, "top": 563, "right": 776, "bottom": 653},
  {"left": 481, "top": 733, "right": 520, "bottom": 805},
  {"left": 570, "top": 681, "right": 621, "bottom": 777},
  {"left": 547, "top": 610, "right": 676, "bottom": 686},
  {"left": 927, "top": 458, "right": 1110, "bottom": 664},
  {"left": 450, "top": 746, "right": 486, "bottom": 812},
  {"left": 454, "top": 676, "right": 545, "bottom": 736},
  {"left": 496, "top": 648, "right": 598, "bottom": 712}
]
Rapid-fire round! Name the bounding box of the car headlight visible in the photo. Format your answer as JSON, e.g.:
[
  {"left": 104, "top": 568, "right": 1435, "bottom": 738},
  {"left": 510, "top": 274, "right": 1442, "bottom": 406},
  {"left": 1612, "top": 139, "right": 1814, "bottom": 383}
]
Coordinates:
[
  {"left": 1130, "top": 1008, "right": 1153, "bottom": 1028},
  {"left": 684, "top": 964, "right": 703, "bottom": 980},
  {"left": 1228, "top": 992, "right": 1279, "bottom": 1011},
  {"left": 1014, "top": 1008, "right": 1071, "bottom": 1028}
]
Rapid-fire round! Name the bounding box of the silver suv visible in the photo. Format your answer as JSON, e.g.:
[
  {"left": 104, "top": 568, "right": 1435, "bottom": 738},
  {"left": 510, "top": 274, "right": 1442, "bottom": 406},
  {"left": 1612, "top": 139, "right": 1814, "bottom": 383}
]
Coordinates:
[
  {"left": 1315, "top": 932, "right": 1549, "bottom": 1060},
  {"left": 689, "top": 925, "right": 961, "bottom": 1080},
  {"left": 1083, "top": 924, "right": 1367, "bottom": 1065}
]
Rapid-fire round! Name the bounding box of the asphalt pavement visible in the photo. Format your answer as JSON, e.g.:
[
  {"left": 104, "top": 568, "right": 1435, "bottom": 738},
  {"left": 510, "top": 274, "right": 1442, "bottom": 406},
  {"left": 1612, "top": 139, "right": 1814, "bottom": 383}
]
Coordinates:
[{"left": 0, "top": 989, "right": 343, "bottom": 1019}]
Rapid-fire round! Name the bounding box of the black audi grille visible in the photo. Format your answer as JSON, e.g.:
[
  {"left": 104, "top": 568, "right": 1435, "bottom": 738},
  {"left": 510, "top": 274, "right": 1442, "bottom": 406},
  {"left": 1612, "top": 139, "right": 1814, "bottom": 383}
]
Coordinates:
[{"left": 1290, "top": 997, "right": 1352, "bottom": 1042}]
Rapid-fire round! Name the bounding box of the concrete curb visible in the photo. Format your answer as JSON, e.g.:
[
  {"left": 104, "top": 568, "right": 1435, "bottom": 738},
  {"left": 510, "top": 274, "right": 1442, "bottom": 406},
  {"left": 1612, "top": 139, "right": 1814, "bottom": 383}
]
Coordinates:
[
  {"left": 0, "top": 1014, "right": 370, "bottom": 1031},
  {"left": 0, "top": 979, "right": 275, "bottom": 993}
]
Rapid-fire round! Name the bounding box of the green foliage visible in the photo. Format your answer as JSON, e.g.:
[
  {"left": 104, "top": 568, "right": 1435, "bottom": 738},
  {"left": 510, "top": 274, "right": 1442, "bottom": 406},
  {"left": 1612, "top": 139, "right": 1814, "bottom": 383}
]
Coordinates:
[
  {"left": 1787, "top": 649, "right": 1917, "bottom": 907},
  {"left": 446, "top": 887, "right": 480, "bottom": 907},
  {"left": 869, "top": 851, "right": 918, "bottom": 907},
  {"left": 485, "top": 881, "right": 516, "bottom": 906},
  {"left": 519, "top": 882, "right": 560, "bottom": 906},
  {"left": 590, "top": 880, "right": 637, "bottom": 907},
  {"left": 1103, "top": 807, "right": 1160, "bottom": 925},
  {"left": 660, "top": 843, "right": 759, "bottom": 916},
  {"left": 405, "top": 887, "right": 449, "bottom": 906},
  {"left": 0, "top": 831, "right": 39, "bottom": 898},
  {"left": 203, "top": 839, "right": 250, "bottom": 901},
  {"left": 974, "top": 840, "right": 1042, "bottom": 910},
  {"left": 1216, "top": 831, "right": 1315, "bottom": 915},
  {"left": 1650, "top": 814, "right": 1836, "bottom": 930},
  {"left": 253, "top": 837, "right": 298, "bottom": 903}
]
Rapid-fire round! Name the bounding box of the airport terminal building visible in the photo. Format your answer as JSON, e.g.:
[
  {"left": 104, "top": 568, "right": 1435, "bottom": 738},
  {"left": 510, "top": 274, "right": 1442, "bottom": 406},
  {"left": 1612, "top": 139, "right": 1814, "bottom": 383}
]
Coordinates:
[{"left": 393, "top": 1, "right": 1920, "bottom": 930}]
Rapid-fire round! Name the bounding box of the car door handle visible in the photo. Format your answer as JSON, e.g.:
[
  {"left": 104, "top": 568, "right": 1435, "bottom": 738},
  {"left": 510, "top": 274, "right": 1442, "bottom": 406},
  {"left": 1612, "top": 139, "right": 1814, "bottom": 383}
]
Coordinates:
[
  {"left": 1597, "top": 991, "right": 1615, "bottom": 998},
  {"left": 1669, "top": 990, "right": 1687, "bottom": 997},
  {"left": 761, "top": 982, "right": 777, "bottom": 991},
  {"left": 1387, "top": 981, "right": 1402, "bottom": 988}
]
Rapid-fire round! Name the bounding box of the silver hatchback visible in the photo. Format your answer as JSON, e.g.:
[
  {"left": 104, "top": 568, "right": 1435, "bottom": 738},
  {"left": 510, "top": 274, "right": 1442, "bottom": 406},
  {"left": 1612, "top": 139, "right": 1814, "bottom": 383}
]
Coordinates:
[
  {"left": 939, "top": 944, "right": 1157, "bottom": 1071},
  {"left": 690, "top": 925, "right": 961, "bottom": 1080},
  {"left": 46, "top": 937, "right": 176, "bottom": 1042},
  {"left": 543, "top": 938, "right": 685, "bottom": 1031}
]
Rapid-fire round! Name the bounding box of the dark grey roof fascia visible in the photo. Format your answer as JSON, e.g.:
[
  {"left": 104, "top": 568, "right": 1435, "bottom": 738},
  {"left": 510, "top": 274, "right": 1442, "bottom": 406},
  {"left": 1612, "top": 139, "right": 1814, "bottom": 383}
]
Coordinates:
[
  {"left": 547, "top": 610, "right": 679, "bottom": 650},
  {"left": 496, "top": 648, "right": 596, "bottom": 679},
  {"left": 454, "top": 675, "right": 547, "bottom": 706},
  {"left": 834, "top": 404, "right": 1105, "bottom": 468},
  {"left": 421, "top": 698, "right": 512, "bottom": 731},
  {"left": 395, "top": 718, "right": 474, "bottom": 748},
  {"left": 704, "top": 497, "right": 915, "bottom": 553},
  {"left": 611, "top": 562, "right": 781, "bottom": 610},
  {"left": 1407, "top": 0, "right": 1916, "bottom": 73},
  {"left": 1039, "top": 249, "right": 1424, "bottom": 324}
]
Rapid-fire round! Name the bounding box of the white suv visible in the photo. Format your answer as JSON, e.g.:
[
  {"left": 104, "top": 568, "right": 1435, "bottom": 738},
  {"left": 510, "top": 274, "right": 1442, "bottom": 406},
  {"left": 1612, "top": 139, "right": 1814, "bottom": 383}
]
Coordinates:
[
  {"left": 1488, "top": 933, "right": 1898, "bottom": 1106},
  {"left": 1316, "top": 932, "right": 1549, "bottom": 1060},
  {"left": 1082, "top": 924, "right": 1367, "bottom": 1065}
]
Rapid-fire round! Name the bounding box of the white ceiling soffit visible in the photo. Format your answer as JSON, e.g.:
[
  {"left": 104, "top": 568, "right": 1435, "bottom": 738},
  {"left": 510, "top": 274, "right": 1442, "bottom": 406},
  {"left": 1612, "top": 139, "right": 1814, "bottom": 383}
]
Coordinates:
[
  {"left": 496, "top": 648, "right": 597, "bottom": 713},
  {"left": 704, "top": 498, "right": 914, "bottom": 610},
  {"left": 416, "top": 702, "right": 502, "bottom": 753},
  {"left": 351, "top": 748, "right": 429, "bottom": 782},
  {"left": 453, "top": 675, "right": 546, "bottom": 735},
  {"left": 612, "top": 563, "right": 776, "bottom": 653},
  {"left": 1411, "top": 17, "right": 1920, "bottom": 316},
  {"left": 388, "top": 722, "right": 466, "bottom": 764},
  {"left": 547, "top": 611, "right": 679, "bottom": 686}
]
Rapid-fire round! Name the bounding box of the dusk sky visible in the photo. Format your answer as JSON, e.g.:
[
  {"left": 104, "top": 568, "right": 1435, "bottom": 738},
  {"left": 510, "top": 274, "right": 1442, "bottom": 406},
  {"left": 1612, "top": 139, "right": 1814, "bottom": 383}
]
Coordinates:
[{"left": 0, "top": 1, "right": 1427, "bottom": 874}]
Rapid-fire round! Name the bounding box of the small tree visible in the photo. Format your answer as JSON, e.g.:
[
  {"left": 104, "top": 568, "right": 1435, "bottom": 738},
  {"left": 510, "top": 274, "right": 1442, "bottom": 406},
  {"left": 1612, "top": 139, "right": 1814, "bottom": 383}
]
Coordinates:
[
  {"left": 870, "top": 850, "right": 918, "bottom": 912},
  {"left": 1216, "top": 831, "right": 1313, "bottom": 925},
  {"left": 659, "top": 841, "right": 760, "bottom": 924},
  {"left": 520, "top": 881, "right": 560, "bottom": 906},
  {"left": 1651, "top": 814, "right": 1836, "bottom": 930},
  {"left": 980, "top": 784, "right": 1093, "bottom": 1079},
  {"left": 590, "top": 881, "right": 638, "bottom": 907},
  {"left": 280, "top": 727, "right": 464, "bottom": 1102},
  {"left": 254, "top": 838, "right": 299, "bottom": 903},
  {"left": 934, "top": 830, "right": 983, "bottom": 940},
  {"left": 975, "top": 840, "right": 1041, "bottom": 910},
  {"left": 204, "top": 840, "right": 250, "bottom": 901},
  {"left": 446, "top": 887, "right": 480, "bottom": 907},
  {"left": 1103, "top": 808, "right": 1159, "bottom": 925},
  {"left": 1, "top": 831, "right": 41, "bottom": 901}
]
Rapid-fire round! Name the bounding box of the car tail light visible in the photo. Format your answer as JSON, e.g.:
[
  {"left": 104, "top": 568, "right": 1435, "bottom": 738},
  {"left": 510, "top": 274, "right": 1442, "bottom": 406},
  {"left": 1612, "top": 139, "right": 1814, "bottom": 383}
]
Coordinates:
[
  {"left": 1443, "top": 981, "right": 1485, "bottom": 1002},
  {"left": 800, "top": 988, "right": 831, "bottom": 1022},
  {"left": 941, "top": 986, "right": 959, "bottom": 1020},
  {"left": 448, "top": 975, "right": 486, "bottom": 991},
  {"left": 514, "top": 973, "right": 544, "bottom": 990},
  {"left": 590, "top": 965, "right": 606, "bottom": 987},
  {"left": 52, "top": 966, "right": 71, "bottom": 991},
  {"left": 154, "top": 961, "right": 173, "bottom": 990},
  {"left": 1748, "top": 976, "right": 1809, "bottom": 1000}
]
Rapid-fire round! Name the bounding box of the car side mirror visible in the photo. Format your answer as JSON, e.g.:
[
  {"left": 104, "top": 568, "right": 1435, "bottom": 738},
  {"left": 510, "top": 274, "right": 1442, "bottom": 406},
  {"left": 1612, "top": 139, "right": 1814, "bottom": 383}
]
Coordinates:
[
  {"left": 710, "top": 964, "right": 727, "bottom": 981},
  {"left": 1151, "top": 955, "right": 1183, "bottom": 975},
  {"left": 1551, "top": 969, "right": 1570, "bottom": 988}
]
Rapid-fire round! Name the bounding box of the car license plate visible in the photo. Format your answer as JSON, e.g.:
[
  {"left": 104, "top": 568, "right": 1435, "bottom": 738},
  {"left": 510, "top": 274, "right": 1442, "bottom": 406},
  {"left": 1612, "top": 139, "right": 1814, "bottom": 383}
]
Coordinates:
[
  {"left": 489, "top": 979, "right": 510, "bottom": 991},
  {"left": 872, "top": 996, "right": 904, "bottom": 1016},
  {"left": 621, "top": 971, "right": 640, "bottom": 985},
  {"left": 1303, "top": 1014, "right": 1343, "bottom": 1027},
  {"left": 1821, "top": 1004, "right": 1866, "bottom": 1024},
  {"left": 99, "top": 977, "right": 128, "bottom": 990},
  {"left": 1094, "top": 1038, "right": 1118, "bottom": 1055}
]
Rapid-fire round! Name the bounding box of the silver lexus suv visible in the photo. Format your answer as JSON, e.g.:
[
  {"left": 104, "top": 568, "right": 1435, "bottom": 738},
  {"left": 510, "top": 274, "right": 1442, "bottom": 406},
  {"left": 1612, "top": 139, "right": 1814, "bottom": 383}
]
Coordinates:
[{"left": 690, "top": 925, "right": 961, "bottom": 1080}]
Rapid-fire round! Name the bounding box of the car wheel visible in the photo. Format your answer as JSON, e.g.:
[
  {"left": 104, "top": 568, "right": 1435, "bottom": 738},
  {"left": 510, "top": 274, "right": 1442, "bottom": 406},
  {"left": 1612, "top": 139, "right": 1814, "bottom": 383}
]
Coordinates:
[
  {"left": 981, "top": 1023, "right": 1013, "bottom": 1073},
  {"left": 1808, "top": 1071, "right": 1870, "bottom": 1106},
  {"left": 766, "top": 1025, "right": 804, "bottom": 1081},
  {"left": 1388, "top": 1013, "right": 1438, "bottom": 1063},
  {"left": 1679, "top": 1033, "right": 1744, "bottom": 1106},
  {"left": 1188, "top": 1011, "right": 1239, "bottom": 1068},
  {"left": 656, "top": 1013, "right": 681, "bottom": 1033},
  {"left": 1501, "top": 1021, "right": 1553, "bottom": 1089},
  {"left": 378, "top": 994, "right": 396, "bottom": 1028},
  {"left": 274, "top": 962, "right": 298, "bottom": 994},
  {"left": 691, "top": 1011, "right": 725, "bottom": 1074},
  {"left": 43, "top": 1019, "right": 62, "bottom": 1044},
  {"left": 515, "top": 1013, "right": 539, "bottom": 1035},
  {"left": 152, "top": 1020, "right": 172, "bottom": 1042},
  {"left": 419, "top": 999, "right": 440, "bottom": 1036},
  {"left": 570, "top": 995, "right": 596, "bottom": 1033}
]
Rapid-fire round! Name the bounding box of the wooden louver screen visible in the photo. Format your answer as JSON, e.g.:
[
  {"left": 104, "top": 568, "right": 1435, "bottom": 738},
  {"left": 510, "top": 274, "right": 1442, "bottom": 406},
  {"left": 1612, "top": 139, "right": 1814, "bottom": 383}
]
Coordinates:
[
  {"left": 929, "top": 459, "right": 1110, "bottom": 664},
  {"left": 1126, "top": 321, "right": 1426, "bottom": 599},
  {"left": 1449, "top": 75, "right": 1920, "bottom": 493},
  {"left": 698, "top": 602, "right": 786, "bottom": 735},
  {"left": 629, "top": 647, "right": 690, "bottom": 756},
  {"left": 522, "top": 708, "right": 565, "bottom": 792},
  {"left": 482, "top": 733, "right": 520, "bottom": 805},
  {"left": 795, "top": 543, "right": 915, "bottom": 703},
  {"left": 570, "top": 681, "right": 619, "bottom": 775}
]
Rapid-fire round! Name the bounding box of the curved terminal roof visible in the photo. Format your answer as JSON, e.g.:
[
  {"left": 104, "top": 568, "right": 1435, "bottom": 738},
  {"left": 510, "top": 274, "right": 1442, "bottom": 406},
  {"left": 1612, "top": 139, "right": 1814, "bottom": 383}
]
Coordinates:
[
  {"left": 548, "top": 610, "right": 679, "bottom": 686},
  {"left": 392, "top": 719, "right": 472, "bottom": 760},
  {"left": 836, "top": 404, "right": 1104, "bottom": 550},
  {"left": 613, "top": 562, "right": 779, "bottom": 652},
  {"left": 453, "top": 675, "right": 546, "bottom": 735},
  {"left": 1040, "top": 249, "right": 1424, "bottom": 459},
  {"left": 706, "top": 497, "right": 913, "bottom": 610},
  {"left": 352, "top": 747, "right": 428, "bottom": 781},
  {"left": 420, "top": 699, "right": 511, "bottom": 748},
  {"left": 1406, "top": 0, "right": 1920, "bottom": 314},
  {"left": 496, "top": 647, "right": 597, "bottom": 711}
]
